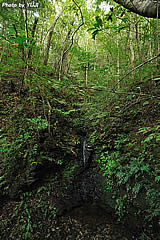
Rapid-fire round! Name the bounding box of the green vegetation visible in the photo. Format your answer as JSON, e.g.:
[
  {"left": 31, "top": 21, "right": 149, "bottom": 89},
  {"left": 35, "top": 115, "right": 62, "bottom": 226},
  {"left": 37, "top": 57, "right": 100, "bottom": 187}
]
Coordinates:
[
  {"left": 0, "top": 0, "right": 160, "bottom": 238},
  {"left": 0, "top": 186, "right": 57, "bottom": 240}
]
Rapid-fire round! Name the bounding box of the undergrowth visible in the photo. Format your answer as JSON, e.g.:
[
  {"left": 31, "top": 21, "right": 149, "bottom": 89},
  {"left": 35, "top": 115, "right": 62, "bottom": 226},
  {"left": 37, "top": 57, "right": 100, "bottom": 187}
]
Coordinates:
[
  {"left": 85, "top": 79, "right": 160, "bottom": 236},
  {"left": 0, "top": 185, "right": 57, "bottom": 240}
]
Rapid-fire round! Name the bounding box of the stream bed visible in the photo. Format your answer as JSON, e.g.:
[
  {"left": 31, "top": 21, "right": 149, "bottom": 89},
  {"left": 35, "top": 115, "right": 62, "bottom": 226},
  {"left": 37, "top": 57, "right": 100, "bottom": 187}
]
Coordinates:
[
  {"left": 48, "top": 207, "right": 137, "bottom": 240},
  {"left": 44, "top": 139, "right": 138, "bottom": 240}
]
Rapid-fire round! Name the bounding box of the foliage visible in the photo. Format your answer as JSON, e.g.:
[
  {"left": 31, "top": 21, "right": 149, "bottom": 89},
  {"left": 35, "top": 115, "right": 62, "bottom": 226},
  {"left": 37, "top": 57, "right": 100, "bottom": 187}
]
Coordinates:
[
  {"left": 0, "top": 116, "right": 41, "bottom": 195},
  {"left": 0, "top": 62, "right": 81, "bottom": 196},
  {"left": 95, "top": 90, "right": 160, "bottom": 227},
  {"left": 1, "top": 0, "right": 160, "bottom": 238},
  {"left": 0, "top": 186, "right": 57, "bottom": 240},
  {"left": 63, "top": 160, "right": 78, "bottom": 182}
]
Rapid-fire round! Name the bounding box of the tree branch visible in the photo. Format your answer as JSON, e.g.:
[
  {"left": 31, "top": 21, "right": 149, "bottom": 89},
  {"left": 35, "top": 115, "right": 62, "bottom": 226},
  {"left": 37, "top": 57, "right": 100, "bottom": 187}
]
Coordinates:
[
  {"left": 113, "top": 0, "right": 160, "bottom": 19},
  {"left": 63, "top": 0, "right": 84, "bottom": 57},
  {"left": 112, "top": 53, "right": 160, "bottom": 91}
]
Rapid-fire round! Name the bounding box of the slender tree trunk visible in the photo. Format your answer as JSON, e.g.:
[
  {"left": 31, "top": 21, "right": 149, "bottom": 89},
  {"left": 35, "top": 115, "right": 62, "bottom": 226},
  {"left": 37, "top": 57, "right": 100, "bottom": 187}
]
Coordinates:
[
  {"left": 58, "top": 28, "right": 72, "bottom": 80},
  {"left": 44, "top": 8, "right": 65, "bottom": 66},
  {"left": 21, "top": 5, "right": 29, "bottom": 89},
  {"left": 135, "top": 20, "right": 140, "bottom": 58},
  {"left": 43, "top": 15, "right": 60, "bottom": 66},
  {"left": 148, "top": 19, "right": 152, "bottom": 58},
  {"left": 94, "top": 39, "right": 97, "bottom": 71},
  {"left": 156, "top": 0, "right": 160, "bottom": 70},
  {"left": 28, "top": 17, "right": 38, "bottom": 59},
  {"left": 116, "top": 21, "right": 120, "bottom": 88},
  {"left": 40, "top": 19, "right": 45, "bottom": 54},
  {"left": 85, "top": 32, "right": 88, "bottom": 87},
  {"left": 129, "top": 24, "right": 135, "bottom": 71},
  {"left": 66, "top": 55, "right": 72, "bottom": 74}
]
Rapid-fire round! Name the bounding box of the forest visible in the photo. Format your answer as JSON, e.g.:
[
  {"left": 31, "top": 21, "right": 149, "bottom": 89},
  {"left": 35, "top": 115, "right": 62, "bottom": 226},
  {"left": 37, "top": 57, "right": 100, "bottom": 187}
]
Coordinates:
[{"left": 0, "top": 0, "right": 160, "bottom": 239}]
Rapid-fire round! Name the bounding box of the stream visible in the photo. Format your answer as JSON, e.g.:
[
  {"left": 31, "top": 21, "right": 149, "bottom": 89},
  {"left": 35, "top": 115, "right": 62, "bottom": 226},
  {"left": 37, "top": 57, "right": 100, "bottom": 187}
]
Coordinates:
[{"left": 51, "top": 137, "right": 138, "bottom": 240}]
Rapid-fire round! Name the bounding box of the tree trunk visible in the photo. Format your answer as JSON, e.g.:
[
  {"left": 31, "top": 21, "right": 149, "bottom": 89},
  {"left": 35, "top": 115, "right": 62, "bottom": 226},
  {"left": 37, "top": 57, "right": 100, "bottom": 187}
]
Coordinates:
[
  {"left": 129, "top": 24, "right": 135, "bottom": 70},
  {"left": 113, "top": 0, "right": 160, "bottom": 18},
  {"left": 28, "top": 18, "right": 38, "bottom": 59},
  {"left": 85, "top": 32, "right": 88, "bottom": 87},
  {"left": 44, "top": 8, "right": 65, "bottom": 66},
  {"left": 21, "top": 4, "right": 29, "bottom": 89},
  {"left": 116, "top": 21, "right": 120, "bottom": 88},
  {"left": 58, "top": 28, "right": 72, "bottom": 80},
  {"left": 43, "top": 16, "right": 60, "bottom": 66}
]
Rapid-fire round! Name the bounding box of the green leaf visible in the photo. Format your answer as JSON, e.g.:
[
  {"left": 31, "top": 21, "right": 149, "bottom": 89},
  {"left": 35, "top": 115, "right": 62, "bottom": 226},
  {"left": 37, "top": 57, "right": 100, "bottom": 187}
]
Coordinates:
[
  {"left": 153, "top": 77, "right": 160, "bottom": 81},
  {"left": 87, "top": 27, "right": 96, "bottom": 31},
  {"left": 155, "top": 175, "right": 160, "bottom": 182},
  {"left": 140, "top": 164, "right": 149, "bottom": 172},
  {"left": 144, "top": 134, "right": 155, "bottom": 142},
  {"left": 143, "top": 101, "right": 149, "bottom": 106},
  {"left": 95, "top": 16, "right": 102, "bottom": 27},
  {"left": 156, "top": 135, "right": 160, "bottom": 141},
  {"left": 122, "top": 17, "right": 127, "bottom": 23}
]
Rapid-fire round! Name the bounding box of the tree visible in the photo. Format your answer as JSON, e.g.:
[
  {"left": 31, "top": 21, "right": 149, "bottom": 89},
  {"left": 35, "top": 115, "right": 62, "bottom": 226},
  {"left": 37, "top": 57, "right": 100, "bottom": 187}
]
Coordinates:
[
  {"left": 113, "top": 0, "right": 160, "bottom": 19},
  {"left": 44, "top": 8, "right": 65, "bottom": 66}
]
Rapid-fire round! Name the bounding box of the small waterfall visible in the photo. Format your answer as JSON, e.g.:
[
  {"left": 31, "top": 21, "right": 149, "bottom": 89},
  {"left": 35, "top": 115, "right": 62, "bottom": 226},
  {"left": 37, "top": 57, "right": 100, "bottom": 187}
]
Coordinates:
[
  {"left": 82, "top": 137, "right": 93, "bottom": 168},
  {"left": 82, "top": 138, "right": 87, "bottom": 167}
]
